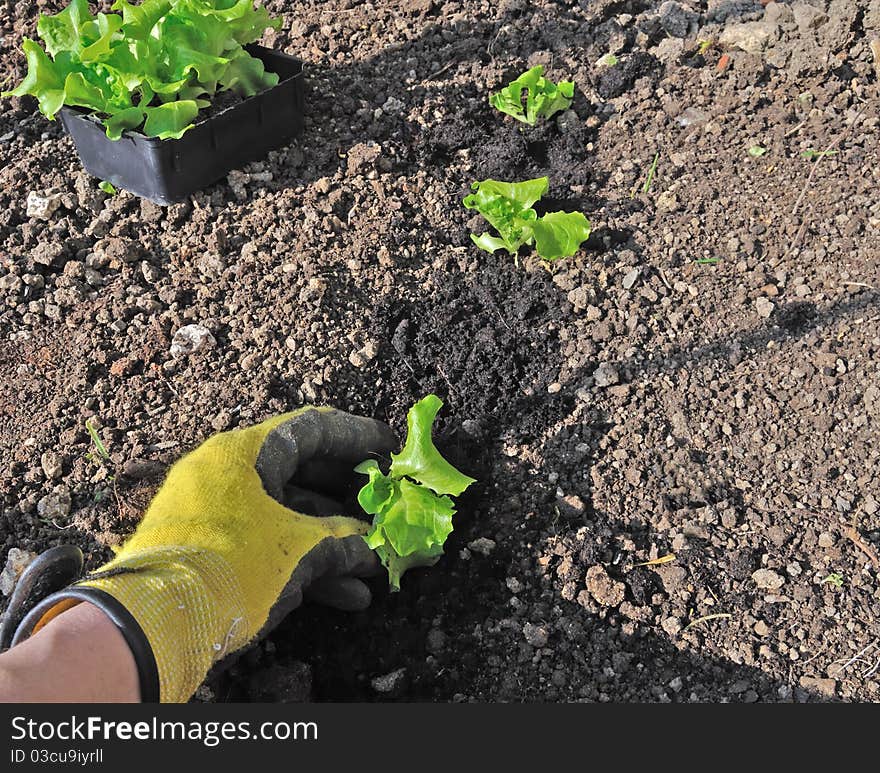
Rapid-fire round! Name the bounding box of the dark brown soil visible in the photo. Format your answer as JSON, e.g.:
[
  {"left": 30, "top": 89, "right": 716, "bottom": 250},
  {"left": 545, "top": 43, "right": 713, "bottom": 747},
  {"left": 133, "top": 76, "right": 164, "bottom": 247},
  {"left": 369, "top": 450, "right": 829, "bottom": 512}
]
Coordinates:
[{"left": 1, "top": 0, "right": 879, "bottom": 703}]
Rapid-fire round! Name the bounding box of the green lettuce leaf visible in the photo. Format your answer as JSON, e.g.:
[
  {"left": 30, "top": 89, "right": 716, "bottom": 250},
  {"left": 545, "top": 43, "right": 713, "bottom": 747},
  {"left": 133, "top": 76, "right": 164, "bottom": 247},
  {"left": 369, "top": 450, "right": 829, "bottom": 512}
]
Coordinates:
[
  {"left": 3, "top": 39, "right": 67, "bottom": 118},
  {"left": 463, "top": 177, "right": 547, "bottom": 254},
  {"left": 489, "top": 65, "right": 575, "bottom": 125},
  {"left": 111, "top": 0, "right": 173, "bottom": 38},
  {"left": 357, "top": 395, "right": 476, "bottom": 590},
  {"left": 36, "top": 0, "right": 93, "bottom": 57},
  {"left": 354, "top": 459, "right": 397, "bottom": 515},
  {"left": 104, "top": 106, "right": 145, "bottom": 139},
  {"left": 391, "top": 394, "right": 476, "bottom": 496},
  {"left": 143, "top": 100, "right": 200, "bottom": 139},
  {"left": 220, "top": 48, "right": 279, "bottom": 96},
  {"left": 463, "top": 176, "right": 591, "bottom": 262},
  {"left": 530, "top": 211, "right": 592, "bottom": 261}
]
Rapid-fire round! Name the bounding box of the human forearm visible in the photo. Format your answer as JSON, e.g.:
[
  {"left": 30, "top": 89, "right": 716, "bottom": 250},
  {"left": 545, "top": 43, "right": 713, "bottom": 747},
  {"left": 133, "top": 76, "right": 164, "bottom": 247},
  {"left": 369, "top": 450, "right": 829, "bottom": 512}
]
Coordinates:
[{"left": 0, "top": 602, "right": 139, "bottom": 703}]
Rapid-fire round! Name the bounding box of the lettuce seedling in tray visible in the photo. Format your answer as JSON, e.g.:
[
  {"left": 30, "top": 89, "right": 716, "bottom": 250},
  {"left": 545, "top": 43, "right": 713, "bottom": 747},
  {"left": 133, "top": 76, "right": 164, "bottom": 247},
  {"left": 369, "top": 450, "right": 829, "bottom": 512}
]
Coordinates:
[
  {"left": 489, "top": 65, "right": 574, "bottom": 125},
  {"left": 463, "top": 176, "right": 591, "bottom": 262},
  {"left": 356, "top": 395, "right": 476, "bottom": 591},
  {"left": 2, "top": 0, "right": 281, "bottom": 140}
]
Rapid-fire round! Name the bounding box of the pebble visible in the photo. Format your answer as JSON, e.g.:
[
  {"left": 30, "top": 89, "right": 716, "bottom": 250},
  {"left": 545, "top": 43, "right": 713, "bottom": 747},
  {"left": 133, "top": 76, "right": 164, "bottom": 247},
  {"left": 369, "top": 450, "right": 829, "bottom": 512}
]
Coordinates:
[
  {"left": 657, "top": 0, "right": 698, "bottom": 37},
  {"left": 348, "top": 341, "right": 378, "bottom": 368},
  {"left": 523, "top": 622, "right": 549, "bottom": 648},
  {"left": 370, "top": 668, "right": 407, "bottom": 693},
  {"left": 593, "top": 363, "right": 620, "bottom": 388},
  {"left": 122, "top": 458, "right": 164, "bottom": 480},
  {"left": 36, "top": 487, "right": 71, "bottom": 521},
  {"left": 755, "top": 297, "right": 775, "bottom": 318},
  {"left": 752, "top": 568, "right": 785, "bottom": 590},
  {"left": 622, "top": 268, "right": 640, "bottom": 290},
  {"left": 719, "top": 21, "right": 775, "bottom": 54},
  {"left": 169, "top": 324, "right": 216, "bottom": 359},
  {"left": 26, "top": 190, "right": 63, "bottom": 220},
  {"left": 0, "top": 548, "right": 38, "bottom": 596},
  {"left": 467, "top": 537, "right": 496, "bottom": 556},
  {"left": 585, "top": 565, "right": 626, "bottom": 607},
  {"left": 40, "top": 450, "right": 63, "bottom": 480}
]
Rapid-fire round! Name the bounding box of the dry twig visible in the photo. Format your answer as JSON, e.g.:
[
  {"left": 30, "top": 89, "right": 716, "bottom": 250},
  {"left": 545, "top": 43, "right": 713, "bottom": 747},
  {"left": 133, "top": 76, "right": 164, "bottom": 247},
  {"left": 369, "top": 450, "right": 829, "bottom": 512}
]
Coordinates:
[{"left": 845, "top": 526, "right": 880, "bottom": 571}]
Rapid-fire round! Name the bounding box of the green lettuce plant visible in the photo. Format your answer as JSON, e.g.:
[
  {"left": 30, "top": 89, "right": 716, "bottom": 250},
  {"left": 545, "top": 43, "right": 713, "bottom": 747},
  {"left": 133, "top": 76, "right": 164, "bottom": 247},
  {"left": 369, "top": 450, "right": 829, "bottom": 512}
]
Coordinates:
[
  {"left": 489, "top": 65, "right": 574, "bottom": 125},
  {"left": 356, "top": 395, "right": 476, "bottom": 591},
  {"left": 463, "top": 176, "right": 591, "bottom": 262},
  {"left": 2, "top": 0, "right": 280, "bottom": 140}
]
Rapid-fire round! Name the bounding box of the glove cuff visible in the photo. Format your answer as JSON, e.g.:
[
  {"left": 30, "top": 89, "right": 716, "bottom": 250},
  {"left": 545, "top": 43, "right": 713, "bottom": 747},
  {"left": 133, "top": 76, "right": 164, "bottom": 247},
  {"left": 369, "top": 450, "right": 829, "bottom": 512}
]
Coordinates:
[
  {"left": 12, "top": 586, "right": 160, "bottom": 703},
  {"left": 77, "top": 547, "right": 250, "bottom": 703}
]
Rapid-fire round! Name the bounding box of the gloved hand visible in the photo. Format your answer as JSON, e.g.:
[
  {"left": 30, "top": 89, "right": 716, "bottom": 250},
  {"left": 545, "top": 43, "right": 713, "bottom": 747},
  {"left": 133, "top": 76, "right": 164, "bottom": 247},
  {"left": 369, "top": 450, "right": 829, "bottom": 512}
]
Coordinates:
[{"left": 0, "top": 407, "right": 396, "bottom": 702}]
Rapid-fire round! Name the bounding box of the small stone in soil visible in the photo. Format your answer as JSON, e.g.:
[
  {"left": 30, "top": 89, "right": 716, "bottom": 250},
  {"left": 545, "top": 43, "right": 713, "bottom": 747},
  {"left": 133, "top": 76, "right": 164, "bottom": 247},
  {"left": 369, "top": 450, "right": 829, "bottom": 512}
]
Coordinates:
[
  {"left": 467, "top": 537, "right": 496, "bottom": 556},
  {"left": 622, "top": 268, "right": 640, "bottom": 289},
  {"left": 26, "top": 190, "right": 63, "bottom": 220},
  {"left": 752, "top": 568, "right": 785, "bottom": 589},
  {"left": 371, "top": 668, "right": 407, "bottom": 693},
  {"left": 798, "top": 676, "right": 837, "bottom": 700},
  {"left": 756, "top": 297, "right": 775, "bottom": 318},
  {"left": 522, "top": 622, "right": 549, "bottom": 648},
  {"left": 1, "top": 548, "right": 38, "bottom": 596},
  {"left": 593, "top": 363, "right": 620, "bottom": 388},
  {"left": 170, "top": 324, "right": 216, "bottom": 359},
  {"left": 40, "top": 450, "right": 63, "bottom": 480},
  {"left": 585, "top": 565, "right": 626, "bottom": 607},
  {"left": 37, "top": 487, "right": 71, "bottom": 521},
  {"left": 426, "top": 629, "right": 446, "bottom": 654}
]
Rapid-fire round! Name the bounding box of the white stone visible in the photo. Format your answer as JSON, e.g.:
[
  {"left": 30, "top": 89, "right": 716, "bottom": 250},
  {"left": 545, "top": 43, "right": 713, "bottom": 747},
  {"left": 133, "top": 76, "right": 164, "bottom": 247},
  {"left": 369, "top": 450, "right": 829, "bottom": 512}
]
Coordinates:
[
  {"left": 170, "top": 324, "right": 216, "bottom": 359},
  {"left": 26, "top": 190, "right": 63, "bottom": 220}
]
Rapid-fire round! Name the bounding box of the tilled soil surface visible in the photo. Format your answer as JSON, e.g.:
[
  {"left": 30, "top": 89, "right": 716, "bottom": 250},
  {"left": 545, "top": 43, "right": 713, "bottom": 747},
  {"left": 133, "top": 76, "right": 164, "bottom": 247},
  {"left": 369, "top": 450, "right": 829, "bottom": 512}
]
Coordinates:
[{"left": 1, "top": 1, "right": 879, "bottom": 702}]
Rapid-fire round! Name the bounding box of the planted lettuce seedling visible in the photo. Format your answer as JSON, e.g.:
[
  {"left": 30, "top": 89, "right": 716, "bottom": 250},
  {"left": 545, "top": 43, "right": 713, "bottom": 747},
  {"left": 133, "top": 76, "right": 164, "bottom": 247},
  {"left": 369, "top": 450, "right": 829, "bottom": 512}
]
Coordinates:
[
  {"left": 3, "top": 0, "right": 281, "bottom": 140},
  {"left": 463, "top": 176, "right": 591, "bottom": 262},
  {"left": 356, "top": 395, "right": 476, "bottom": 591},
  {"left": 489, "top": 65, "right": 574, "bottom": 125}
]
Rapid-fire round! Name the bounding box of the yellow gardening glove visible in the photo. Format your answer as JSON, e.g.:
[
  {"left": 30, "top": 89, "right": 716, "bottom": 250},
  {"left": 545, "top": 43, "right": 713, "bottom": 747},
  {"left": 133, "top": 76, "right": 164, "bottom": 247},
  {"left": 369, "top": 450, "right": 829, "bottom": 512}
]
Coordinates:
[{"left": 1, "top": 407, "right": 397, "bottom": 702}]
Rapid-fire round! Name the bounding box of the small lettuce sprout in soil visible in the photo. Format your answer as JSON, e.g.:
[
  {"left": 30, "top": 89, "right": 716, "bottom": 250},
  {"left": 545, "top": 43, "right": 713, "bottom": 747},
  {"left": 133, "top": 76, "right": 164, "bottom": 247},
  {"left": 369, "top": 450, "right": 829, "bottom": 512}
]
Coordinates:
[
  {"left": 820, "top": 572, "right": 844, "bottom": 588},
  {"left": 489, "top": 65, "right": 574, "bottom": 125},
  {"left": 802, "top": 148, "right": 838, "bottom": 161},
  {"left": 2, "top": 0, "right": 280, "bottom": 141},
  {"left": 356, "top": 395, "right": 476, "bottom": 591},
  {"left": 98, "top": 180, "right": 117, "bottom": 195},
  {"left": 463, "top": 176, "right": 591, "bottom": 262}
]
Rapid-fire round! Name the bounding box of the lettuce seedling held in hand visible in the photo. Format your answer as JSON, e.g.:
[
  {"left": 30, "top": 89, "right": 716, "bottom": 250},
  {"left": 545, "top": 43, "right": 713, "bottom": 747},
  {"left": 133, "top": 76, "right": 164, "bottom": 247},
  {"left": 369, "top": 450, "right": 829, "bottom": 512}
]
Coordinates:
[
  {"left": 489, "top": 65, "right": 574, "bottom": 125},
  {"left": 463, "top": 177, "right": 591, "bottom": 262},
  {"left": 356, "top": 395, "right": 476, "bottom": 591},
  {"left": 2, "top": 0, "right": 281, "bottom": 140}
]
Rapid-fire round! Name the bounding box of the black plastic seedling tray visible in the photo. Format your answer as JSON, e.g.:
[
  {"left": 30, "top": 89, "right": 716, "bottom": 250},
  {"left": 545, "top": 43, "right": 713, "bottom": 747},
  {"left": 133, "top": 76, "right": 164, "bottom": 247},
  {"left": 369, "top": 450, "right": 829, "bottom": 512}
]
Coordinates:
[{"left": 58, "top": 46, "right": 304, "bottom": 205}]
